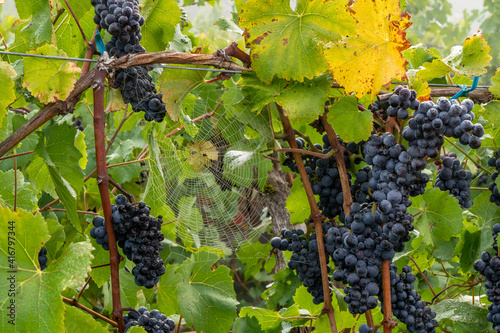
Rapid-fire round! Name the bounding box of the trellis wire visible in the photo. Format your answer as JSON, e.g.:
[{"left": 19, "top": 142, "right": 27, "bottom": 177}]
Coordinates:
[{"left": 0, "top": 51, "right": 495, "bottom": 86}]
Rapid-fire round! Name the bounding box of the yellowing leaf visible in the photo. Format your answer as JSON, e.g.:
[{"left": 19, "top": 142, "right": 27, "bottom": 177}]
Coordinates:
[
  {"left": 409, "top": 77, "right": 431, "bottom": 101},
  {"left": 238, "top": 0, "right": 355, "bottom": 83},
  {"left": 490, "top": 69, "right": 500, "bottom": 98},
  {"left": 186, "top": 140, "right": 218, "bottom": 172},
  {"left": 0, "top": 61, "right": 17, "bottom": 129},
  {"left": 324, "top": 0, "right": 412, "bottom": 99},
  {"left": 442, "top": 32, "right": 492, "bottom": 77},
  {"left": 23, "top": 45, "right": 81, "bottom": 104}
]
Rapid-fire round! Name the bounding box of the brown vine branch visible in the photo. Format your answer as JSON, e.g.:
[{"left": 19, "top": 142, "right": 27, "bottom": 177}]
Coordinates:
[
  {"left": 111, "top": 50, "right": 252, "bottom": 72},
  {"left": 62, "top": 0, "right": 88, "bottom": 46},
  {"left": 93, "top": 66, "right": 125, "bottom": 332},
  {"left": 276, "top": 104, "right": 338, "bottom": 333},
  {"left": 220, "top": 42, "right": 252, "bottom": 68},
  {"left": 62, "top": 296, "right": 117, "bottom": 327},
  {"left": 320, "top": 112, "right": 353, "bottom": 215}
]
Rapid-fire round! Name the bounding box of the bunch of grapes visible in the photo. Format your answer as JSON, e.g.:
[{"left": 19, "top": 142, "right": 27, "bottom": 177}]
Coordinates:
[
  {"left": 123, "top": 307, "right": 176, "bottom": 332},
  {"left": 434, "top": 154, "right": 473, "bottom": 208},
  {"left": 38, "top": 247, "right": 48, "bottom": 271},
  {"left": 350, "top": 166, "right": 372, "bottom": 205},
  {"left": 271, "top": 227, "right": 331, "bottom": 304},
  {"left": 402, "top": 98, "right": 483, "bottom": 161},
  {"left": 359, "top": 323, "right": 382, "bottom": 333},
  {"left": 327, "top": 204, "right": 394, "bottom": 314},
  {"left": 386, "top": 87, "right": 420, "bottom": 120},
  {"left": 379, "top": 264, "right": 438, "bottom": 333},
  {"left": 91, "top": 0, "right": 167, "bottom": 122},
  {"left": 489, "top": 150, "right": 500, "bottom": 206},
  {"left": 90, "top": 195, "right": 166, "bottom": 288},
  {"left": 90, "top": 216, "right": 109, "bottom": 250},
  {"left": 363, "top": 134, "right": 422, "bottom": 251},
  {"left": 474, "top": 224, "right": 500, "bottom": 332}
]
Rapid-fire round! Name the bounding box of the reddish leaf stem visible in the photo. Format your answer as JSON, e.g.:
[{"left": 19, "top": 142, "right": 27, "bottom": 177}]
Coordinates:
[
  {"left": 0, "top": 150, "right": 34, "bottom": 161},
  {"left": 276, "top": 148, "right": 333, "bottom": 159},
  {"left": 410, "top": 256, "right": 436, "bottom": 296},
  {"left": 77, "top": 276, "right": 92, "bottom": 301},
  {"left": 93, "top": 67, "right": 125, "bottom": 332}
]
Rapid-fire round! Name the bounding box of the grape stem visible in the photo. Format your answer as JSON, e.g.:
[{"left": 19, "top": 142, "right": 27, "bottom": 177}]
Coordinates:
[
  {"left": 62, "top": 296, "right": 118, "bottom": 327},
  {"left": 470, "top": 187, "right": 490, "bottom": 191},
  {"left": 293, "top": 130, "right": 322, "bottom": 153},
  {"left": 108, "top": 175, "right": 136, "bottom": 204},
  {"left": 276, "top": 103, "right": 338, "bottom": 333},
  {"left": 93, "top": 65, "right": 125, "bottom": 332},
  {"left": 105, "top": 110, "right": 131, "bottom": 155},
  {"left": 429, "top": 277, "right": 482, "bottom": 305},
  {"left": 443, "top": 136, "right": 493, "bottom": 175},
  {"left": 409, "top": 256, "right": 436, "bottom": 296},
  {"left": 276, "top": 148, "right": 334, "bottom": 159},
  {"left": 77, "top": 276, "right": 92, "bottom": 301},
  {"left": 0, "top": 150, "right": 34, "bottom": 161}
]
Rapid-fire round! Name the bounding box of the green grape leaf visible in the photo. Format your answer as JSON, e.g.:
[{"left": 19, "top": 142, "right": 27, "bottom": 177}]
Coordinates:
[
  {"left": 0, "top": 170, "right": 38, "bottom": 211},
  {"left": 232, "top": 316, "right": 264, "bottom": 333},
  {"left": 240, "top": 305, "right": 300, "bottom": 331},
  {"left": 457, "top": 228, "right": 482, "bottom": 273},
  {"left": 0, "top": 62, "right": 17, "bottom": 129},
  {"left": 63, "top": 305, "right": 108, "bottom": 333},
  {"left": 263, "top": 269, "right": 302, "bottom": 310},
  {"left": 237, "top": 241, "right": 276, "bottom": 279},
  {"left": 236, "top": 73, "right": 332, "bottom": 124},
  {"left": 315, "top": 310, "right": 357, "bottom": 332},
  {"left": 0, "top": 207, "right": 93, "bottom": 333},
  {"left": 35, "top": 122, "right": 85, "bottom": 193},
  {"left": 215, "top": 17, "right": 244, "bottom": 34},
  {"left": 55, "top": 20, "right": 80, "bottom": 59},
  {"left": 22, "top": 45, "right": 81, "bottom": 104},
  {"left": 157, "top": 264, "right": 182, "bottom": 316},
  {"left": 176, "top": 251, "right": 238, "bottom": 333},
  {"left": 416, "top": 59, "right": 453, "bottom": 82},
  {"left": 285, "top": 176, "right": 310, "bottom": 225},
  {"left": 409, "top": 188, "right": 463, "bottom": 246},
  {"left": 238, "top": 0, "right": 355, "bottom": 83},
  {"left": 402, "top": 44, "right": 437, "bottom": 69},
  {"left": 441, "top": 33, "right": 492, "bottom": 77},
  {"left": 431, "top": 298, "right": 493, "bottom": 333},
  {"left": 141, "top": 0, "right": 181, "bottom": 52},
  {"left": 478, "top": 101, "right": 500, "bottom": 128},
  {"left": 157, "top": 64, "right": 207, "bottom": 121},
  {"left": 469, "top": 191, "right": 500, "bottom": 228},
  {"left": 491, "top": 69, "right": 500, "bottom": 98},
  {"left": 13, "top": 0, "right": 53, "bottom": 47},
  {"left": 293, "top": 286, "right": 322, "bottom": 316},
  {"left": 327, "top": 95, "right": 373, "bottom": 143}
]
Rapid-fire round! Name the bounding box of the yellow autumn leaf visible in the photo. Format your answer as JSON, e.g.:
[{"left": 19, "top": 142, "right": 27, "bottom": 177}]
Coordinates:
[
  {"left": 324, "top": 0, "right": 412, "bottom": 99},
  {"left": 186, "top": 140, "right": 218, "bottom": 172}
]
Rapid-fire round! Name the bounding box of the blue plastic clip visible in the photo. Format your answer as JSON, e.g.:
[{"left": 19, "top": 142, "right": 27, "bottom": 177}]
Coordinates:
[
  {"left": 94, "top": 31, "right": 106, "bottom": 54},
  {"left": 449, "top": 76, "right": 479, "bottom": 100}
]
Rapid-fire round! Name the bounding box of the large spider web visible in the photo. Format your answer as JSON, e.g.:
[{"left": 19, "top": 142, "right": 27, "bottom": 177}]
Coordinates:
[{"left": 136, "top": 70, "right": 287, "bottom": 260}]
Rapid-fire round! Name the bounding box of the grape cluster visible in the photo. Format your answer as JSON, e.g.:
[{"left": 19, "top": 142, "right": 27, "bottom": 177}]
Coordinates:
[
  {"left": 403, "top": 98, "right": 483, "bottom": 162},
  {"left": 38, "top": 247, "right": 48, "bottom": 271},
  {"left": 123, "top": 307, "right": 176, "bottom": 333},
  {"left": 474, "top": 224, "right": 500, "bottom": 332},
  {"left": 90, "top": 195, "right": 166, "bottom": 288},
  {"left": 91, "top": 0, "right": 167, "bottom": 122},
  {"left": 489, "top": 150, "right": 500, "bottom": 206},
  {"left": 350, "top": 166, "right": 372, "bottom": 205},
  {"left": 386, "top": 87, "right": 420, "bottom": 120},
  {"left": 369, "top": 87, "right": 419, "bottom": 121},
  {"left": 271, "top": 227, "right": 331, "bottom": 305},
  {"left": 90, "top": 216, "right": 109, "bottom": 250},
  {"left": 72, "top": 116, "right": 84, "bottom": 132},
  {"left": 435, "top": 154, "right": 473, "bottom": 208},
  {"left": 363, "top": 134, "right": 421, "bottom": 251},
  {"left": 379, "top": 264, "right": 438, "bottom": 333}
]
